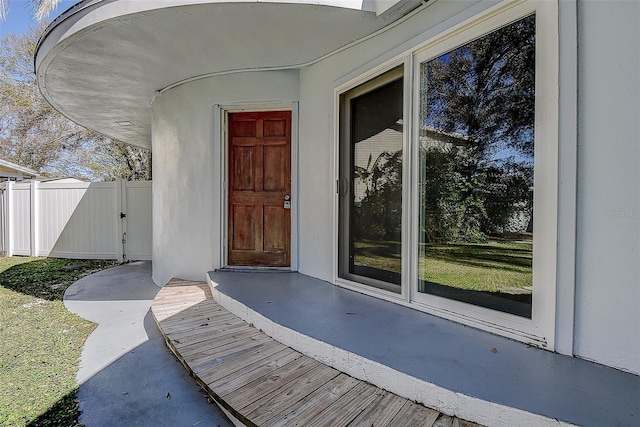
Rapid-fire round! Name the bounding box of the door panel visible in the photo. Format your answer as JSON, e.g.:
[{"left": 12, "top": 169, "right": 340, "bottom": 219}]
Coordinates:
[
  {"left": 263, "top": 145, "right": 287, "bottom": 191},
  {"left": 263, "top": 205, "right": 286, "bottom": 251},
  {"left": 233, "top": 147, "right": 255, "bottom": 191},
  {"left": 228, "top": 111, "right": 291, "bottom": 267},
  {"left": 231, "top": 205, "right": 256, "bottom": 250},
  {"left": 264, "top": 118, "right": 287, "bottom": 137}
]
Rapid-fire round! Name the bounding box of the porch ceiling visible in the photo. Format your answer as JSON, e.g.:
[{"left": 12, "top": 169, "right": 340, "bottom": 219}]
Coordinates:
[{"left": 36, "top": 0, "right": 420, "bottom": 149}]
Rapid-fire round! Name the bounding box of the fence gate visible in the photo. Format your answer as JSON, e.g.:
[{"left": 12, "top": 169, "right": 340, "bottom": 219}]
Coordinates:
[{"left": 117, "top": 180, "right": 152, "bottom": 263}]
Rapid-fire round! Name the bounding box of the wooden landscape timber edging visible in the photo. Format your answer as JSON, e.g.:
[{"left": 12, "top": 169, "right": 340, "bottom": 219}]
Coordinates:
[{"left": 151, "top": 279, "right": 481, "bottom": 427}]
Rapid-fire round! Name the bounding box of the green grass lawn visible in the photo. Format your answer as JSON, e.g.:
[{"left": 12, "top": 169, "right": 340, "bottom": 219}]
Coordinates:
[
  {"left": 354, "top": 239, "right": 532, "bottom": 293},
  {"left": 0, "top": 257, "right": 117, "bottom": 427}
]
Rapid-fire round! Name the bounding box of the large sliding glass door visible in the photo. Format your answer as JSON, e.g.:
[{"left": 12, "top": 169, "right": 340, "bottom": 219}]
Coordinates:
[
  {"left": 336, "top": 0, "right": 558, "bottom": 347},
  {"left": 338, "top": 66, "right": 404, "bottom": 293}
]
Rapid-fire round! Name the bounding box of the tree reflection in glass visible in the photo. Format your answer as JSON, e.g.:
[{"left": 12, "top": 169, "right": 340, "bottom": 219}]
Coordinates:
[{"left": 418, "top": 15, "right": 536, "bottom": 317}]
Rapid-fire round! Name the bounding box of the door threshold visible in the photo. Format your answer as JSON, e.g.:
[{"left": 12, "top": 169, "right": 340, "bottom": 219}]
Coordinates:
[{"left": 217, "top": 266, "right": 292, "bottom": 273}]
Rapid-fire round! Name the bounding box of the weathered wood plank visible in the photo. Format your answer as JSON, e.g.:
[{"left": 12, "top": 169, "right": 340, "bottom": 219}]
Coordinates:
[
  {"left": 183, "top": 332, "right": 269, "bottom": 368},
  {"left": 153, "top": 302, "right": 220, "bottom": 322},
  {"left": 245, "top": 364, "right": 341, "bottom": 425},
  {"left": 346, "top": 389, "right": 407, "bottom": 427},
  {"left": 155, "top": 301, "right": 227, "bottom": 322},
  {"left": 169, "top": 322, "right": 248, "bottom": 348},
  {"left": 223, "top": 356, "right": 321, "bottom": 411},
  {"left": 387, "top": 400, "right": 440, "bottom": 427},
  {"left": 155, "top": 306, "right": 222, "bottom": 323},
  {"left": 165, "top": 278, "right": 208, "bottom": 286},
  {"left": 264, "top": 373, "right": 361, "bottom": 427},
  {"left": 176, "top": 320, "right": 252, "bottom": 342},
  {"left": 155, "top": 306, "right": 219, "bottom": 321},
  {"left": 160, "top": 314, "right": 242, "bottom": 337},
  {"left": 164, "top": 317, "right": 246, "bottom": 342},
  {"left": 198, "top": 340, "right": 287, "bottom": 384},
  {"left": 212, "top": 348, "right": 303, "bottom": 397},
  {"left": 153, "top": 295, "right": 209, "bottom": 307},
  {"left": 305, "top": 382, "right": 380, "bottom": 427},
  {"left": 188, "top": 334, "right": 274, "bottom": 373},
  {"left": 154, "top": 289, "right": 210, "bottom": 301},
  {"left": 179, "top": 327, "right": 263, "bottom": 358},
  {"left": 154, "top": 284, "right": 210, "bottom": 299},
  {"left": 162, "top": 281, "right": 210, "bottom": 293},
  {"left": 155, "top": 289, "right": 209, "bottom": 300},
  {"left": 153, "top": 306, "right": 206, "bottom": 321}
]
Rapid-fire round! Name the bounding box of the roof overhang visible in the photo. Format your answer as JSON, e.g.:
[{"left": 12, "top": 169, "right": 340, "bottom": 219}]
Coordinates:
[
  {"left": 35, "top": 0, "right": 423, "bottom": 149},
  {"left": 0, "top": 159, "right": 39, "bottom": 180}
]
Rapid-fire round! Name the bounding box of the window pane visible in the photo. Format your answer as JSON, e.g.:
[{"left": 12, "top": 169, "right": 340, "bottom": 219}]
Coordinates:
[
  {"left": 340, "top": 71, "right": 403, "bottom": 293},
  {"left": 418, "top": 15, "right": 535, "bottom": 317}
]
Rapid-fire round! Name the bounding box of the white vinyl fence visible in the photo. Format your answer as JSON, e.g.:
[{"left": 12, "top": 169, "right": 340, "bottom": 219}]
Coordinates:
[{"left": 0, "top": 179, "right": 151, "bottom": 262}]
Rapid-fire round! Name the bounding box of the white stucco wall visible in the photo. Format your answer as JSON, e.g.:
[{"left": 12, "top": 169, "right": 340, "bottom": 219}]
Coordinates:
[
  {"left": 151, "top": 70, "right": 299, "bottom": 286},
  {"left": 297, "top": 0, "right": 639, "bottom": 373},
  {"left": 574, "top": 0, "right": 640, "bottom": 374},
  {"left": 149, "top": 0, "right": 639, "bottom": 374}
]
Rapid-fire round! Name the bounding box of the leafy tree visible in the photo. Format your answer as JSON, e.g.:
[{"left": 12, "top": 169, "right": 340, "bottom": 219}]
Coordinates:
[
  {"left": 420, "top": 146, "right": 487, "bottom": 243},
  {"left": 0, "top": 24, "right": 150, "bottom": 180},
  {"left": 419, "top": 15, "right": 535, "bottom": 243},
  {"left": 80, "top": 140, "right": 152, "bottom": 181},
  {"left": 423, "top": 15, "right": 536, "bottom": 159},
  {"left": 354, "top": 16, "right": 536, "bottom": 244},
  {"left": 1, "top": 24, "right": 84, "bottom": 172},
  {"left": 480, "top": 159, "right": 533, "bottom": 235},
  {"left": 0, "top": 0, "right": 63, "bottom": 21},
  {"left": 354, "top": 150, "right": 402, "bottom": 241}
]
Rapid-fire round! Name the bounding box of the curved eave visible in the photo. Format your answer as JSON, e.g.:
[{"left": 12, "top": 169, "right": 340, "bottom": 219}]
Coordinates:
[{"left": 35, "top": 0, "right": 421, "bottom": 149}]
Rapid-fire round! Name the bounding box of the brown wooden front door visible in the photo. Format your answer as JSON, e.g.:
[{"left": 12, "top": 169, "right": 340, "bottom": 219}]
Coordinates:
[{"left": 228, "top": 111, "right": 291, "bottom": 267}]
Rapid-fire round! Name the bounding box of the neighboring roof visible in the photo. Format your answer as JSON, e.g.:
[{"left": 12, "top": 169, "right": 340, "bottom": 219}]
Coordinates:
[
  {"left": 421, "top": 126, "right": 476, "bottom": 147},
  {"left": 21, "top": 177, "right": 86, "bottom": 184},
  {"left": 35, "top": 0, "right": 423, "bottom": 149},
  {"left": 0, "top": 159, "right": 39, "bottom": 180}
]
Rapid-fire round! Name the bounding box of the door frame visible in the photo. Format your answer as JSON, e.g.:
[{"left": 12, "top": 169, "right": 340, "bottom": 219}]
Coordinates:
[{"left": 215, "top": 102, "right": 299, "bottom": 270}]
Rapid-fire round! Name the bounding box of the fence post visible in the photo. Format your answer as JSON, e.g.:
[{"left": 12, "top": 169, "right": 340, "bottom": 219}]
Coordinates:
[
  {"left": 30, "top": 180, "right": 39, "bottom": 256},
  {"left": 0, "top": 186, "right": 5, "bottom": 255},
  {"left": 0, "top": 187, "right": 3, "bottom": 254},
  {"left": 115, "top": 179, "right": 125, "bottom": 263},
  {"left": 5, "top": 181, "right": 13, "bottom": 256}
]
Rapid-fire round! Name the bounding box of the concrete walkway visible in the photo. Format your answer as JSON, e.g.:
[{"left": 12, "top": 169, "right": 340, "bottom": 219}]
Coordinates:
[{"left": 64, "top": 261, "right": 232, "bottom": 427}]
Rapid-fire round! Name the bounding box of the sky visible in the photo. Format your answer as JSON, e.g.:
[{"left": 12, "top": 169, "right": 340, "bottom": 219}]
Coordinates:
[{"left": 0, "top": 0, "right": 78, "bottom": 38}]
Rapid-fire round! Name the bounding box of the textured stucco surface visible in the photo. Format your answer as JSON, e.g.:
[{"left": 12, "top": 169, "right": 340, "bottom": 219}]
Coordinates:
[
  {"left": 151, "top": 70, "right": 299, "bottom": 286},
  {"left": 574, "top": 0, "right": 640, "bottom": 374}
]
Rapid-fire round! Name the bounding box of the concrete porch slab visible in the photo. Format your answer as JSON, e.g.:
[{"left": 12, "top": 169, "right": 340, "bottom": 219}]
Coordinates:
[{"left": 207, "top": 270, "right": 639, "bottom": 427}]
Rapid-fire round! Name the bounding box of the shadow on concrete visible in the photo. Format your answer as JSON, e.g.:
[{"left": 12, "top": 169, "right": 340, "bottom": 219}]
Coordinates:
[
  {"left": 63, "top": 261, "right": 231, "bottom": 427},
  {"left": 64, "top": 261, "right": 159, "bottom": 302},
  {"left": 78, "top": 312, "right": 231, "bottom": 427}
]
